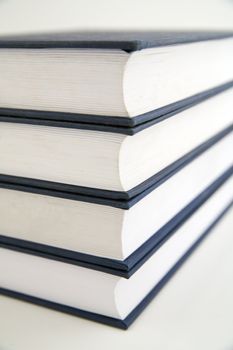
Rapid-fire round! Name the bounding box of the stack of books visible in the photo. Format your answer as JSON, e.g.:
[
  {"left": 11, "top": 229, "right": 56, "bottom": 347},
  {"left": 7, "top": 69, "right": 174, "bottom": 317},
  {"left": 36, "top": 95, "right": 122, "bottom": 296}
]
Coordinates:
[{"left": 0, "top": 32, "right": 233, "bottom": 329}]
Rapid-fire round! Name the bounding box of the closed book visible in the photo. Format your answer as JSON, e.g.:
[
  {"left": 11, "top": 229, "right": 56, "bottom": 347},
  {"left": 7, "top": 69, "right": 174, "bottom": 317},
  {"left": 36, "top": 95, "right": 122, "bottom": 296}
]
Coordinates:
[
  {"left": 0, "top": 31, "right": 233, "bottom": 127},
  {"left": 0, "top": 132, "right": 232, "bottom": 271},
  {"left": 0, "top": 174, "right": 232, "bottom": 329}
]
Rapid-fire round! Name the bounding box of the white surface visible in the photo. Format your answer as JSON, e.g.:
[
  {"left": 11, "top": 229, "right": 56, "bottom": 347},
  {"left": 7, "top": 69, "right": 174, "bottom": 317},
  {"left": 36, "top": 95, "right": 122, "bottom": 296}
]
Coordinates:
[
  {"left": 0, "top": 0, "right": 233, "bottom": 34},
  {"left": 0, "top": 206, "right": 233, "bottom": 350},
  {"left": 0, "top": 133, "right": 232, "bottom": 260}
]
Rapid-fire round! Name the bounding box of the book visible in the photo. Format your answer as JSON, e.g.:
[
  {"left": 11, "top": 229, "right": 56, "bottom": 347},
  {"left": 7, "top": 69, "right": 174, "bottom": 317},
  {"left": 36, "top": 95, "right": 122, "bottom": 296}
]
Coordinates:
[
  {"left": 0, "top": 174, "right": 232, "bottom": 329},
  {"left": 0, "top": 132, "right": 232, "bottom": 266},
  {"left": 0, "top": 88, "right": 232, "bottom": 196},
  {"left": 0, "top": 30, "right": 233, "bottom": 331},
  {"left": 0, "top": 31, "right": 233, "bottom": 127}
]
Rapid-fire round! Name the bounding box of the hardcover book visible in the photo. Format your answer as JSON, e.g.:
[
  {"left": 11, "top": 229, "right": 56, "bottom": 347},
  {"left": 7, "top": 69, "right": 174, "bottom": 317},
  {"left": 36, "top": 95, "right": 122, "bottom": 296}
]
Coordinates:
[
  {"left": 0, "top": 132, "right": 232, "bottom": 270},
  {"left": 0, "top": 175, "right": 232, "bottom": 329},
  {"left": 0, "top": 88, "right": 232, "bottom": 197},
  {"left": 1, "top": 30, "right": 233, "bottom": 330},
  {"left": 0, "top": 31, "right": 233, "bottom": 127}
]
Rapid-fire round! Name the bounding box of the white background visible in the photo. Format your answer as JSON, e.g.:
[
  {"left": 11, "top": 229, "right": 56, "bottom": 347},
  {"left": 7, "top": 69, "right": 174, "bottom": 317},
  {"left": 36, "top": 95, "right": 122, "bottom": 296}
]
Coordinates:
[
  {"left": 0, "top": 0, "right": 233, "bottom": 35},
  {"left": 0, "top": 1, "right": 233, "bottom": 348}
]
